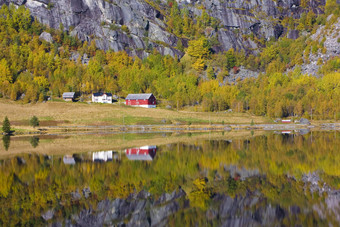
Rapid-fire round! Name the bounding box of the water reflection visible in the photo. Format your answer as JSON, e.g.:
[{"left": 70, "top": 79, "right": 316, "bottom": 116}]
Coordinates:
[
  {"left": 1, "top": 131, "right": 339, "bottom": 226},
  {"left": 63, "top": 155, "right": 76, "bottom": 165},
  {"left": 29, "top": 136, "right": 39, "bottom": 148},
  {"left": 2, "top": 135, "right": 10, "bottom": 151},
  {"left": 92, "top": 150, "right": 113, "bottom": 162},
  {"left": 125, "top": 145, "right": 157, "bottom": 161}
]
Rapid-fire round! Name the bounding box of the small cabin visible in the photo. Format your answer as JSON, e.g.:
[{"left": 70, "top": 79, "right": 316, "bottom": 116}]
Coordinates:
[
  {"left": 125, "top": 146, "right": 157, "bottom": 161},
  {"left": 125, "top": 93, "right": 156, "bottom": 108},
  {"left": 92, "top": 92, "right": 113, "bottom": 103},
  {"left": 63, "top": 92, "right": 75, "bottom": 101}
]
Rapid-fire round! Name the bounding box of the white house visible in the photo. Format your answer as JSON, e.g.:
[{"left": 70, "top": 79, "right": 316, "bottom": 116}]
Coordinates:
[{"left": 92, "top": 92, "right": 113, "bottom": 103}]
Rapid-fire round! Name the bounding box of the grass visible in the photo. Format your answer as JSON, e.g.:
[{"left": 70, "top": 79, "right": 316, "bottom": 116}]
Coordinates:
[{"left": 0, "top": 99, "right": 270, "bottom": 127}]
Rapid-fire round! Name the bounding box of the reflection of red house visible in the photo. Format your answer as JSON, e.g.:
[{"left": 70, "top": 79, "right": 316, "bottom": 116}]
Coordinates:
[
  {"left": 125, "top": 146, "right": 157, "bottom": 161},
  {"left": 125, "top": 93, "right": 156, "bottom": 108}
]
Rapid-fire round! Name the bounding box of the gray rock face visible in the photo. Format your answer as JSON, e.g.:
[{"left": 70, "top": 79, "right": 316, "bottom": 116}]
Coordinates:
[
  {"left": 295, "top": 17, "right": 340, "bottom": 76},
  {"left": 1, "top": 0, "right": 182, "bottom": 58},
  {"left": 287, "top": 30, "right": 299, "bottom": 40},
  {"left": 202, "top": 0, "right": 325, "bottom": 53},
  {"left": 224, "top": 66, "right": 260, "bottom": 84},
  {"left": 0, "top": 0, "right": 325, "bottom": 58}
]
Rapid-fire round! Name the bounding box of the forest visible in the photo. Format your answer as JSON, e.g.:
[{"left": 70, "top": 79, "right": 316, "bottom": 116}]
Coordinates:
[{"left": 0, "top": 3, "right": 339, "bottom": 119}]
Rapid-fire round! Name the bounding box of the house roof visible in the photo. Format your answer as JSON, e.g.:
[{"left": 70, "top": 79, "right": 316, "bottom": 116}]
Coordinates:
[
  {"left": 62, "top": 92, "right": 75, "bottom": 98},
  {"left": 92, "top": 92, "right": 112, "bottom": 97},
  {"left": 126, "top": 93, "right": 154, "bottom": 100}
]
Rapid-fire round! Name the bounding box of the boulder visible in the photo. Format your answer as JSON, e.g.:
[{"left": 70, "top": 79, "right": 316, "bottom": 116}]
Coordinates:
[
  {"left": 39, "top": 32, "right": 53, "bottom": 43},
  {"left": 299, "top": 118, "right": 311, "bottom": 125},
  {"left": 82, "top": 187, "right": 91, "bottom": 198},
  {"left": 42, "top": 209, "right": 55, "bottom": 221}
]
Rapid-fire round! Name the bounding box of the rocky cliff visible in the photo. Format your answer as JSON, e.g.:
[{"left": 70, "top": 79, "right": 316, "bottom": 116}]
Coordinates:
[{"left": 0, "top": 0, "right": 325, "bottom": 59}]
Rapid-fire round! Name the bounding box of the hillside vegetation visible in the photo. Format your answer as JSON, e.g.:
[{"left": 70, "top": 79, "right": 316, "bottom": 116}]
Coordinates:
[{"left": 0, "top": 4, "right": 339, "bottom": 119}]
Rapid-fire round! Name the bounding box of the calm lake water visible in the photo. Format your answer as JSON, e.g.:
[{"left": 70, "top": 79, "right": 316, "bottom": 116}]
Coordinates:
[{"left": 0, "top": 131, "right": 339, "bottom": 226}]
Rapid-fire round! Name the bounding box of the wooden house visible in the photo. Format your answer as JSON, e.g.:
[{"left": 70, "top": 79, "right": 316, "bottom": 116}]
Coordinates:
[
  {"left": 125, "top": 93, "right": 156, "bottom": 108},
  {"left": 92, "top": 92, "right": 113, "bottom": 103}
]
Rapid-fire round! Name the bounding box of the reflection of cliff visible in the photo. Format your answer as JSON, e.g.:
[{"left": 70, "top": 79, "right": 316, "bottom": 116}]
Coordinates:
[
  {"left": 125, "top": 146, "right": 157, "bottom": 161},
  {"left": 58, "top": 187, "right": 340, "bottom": 226},
  {"left": 223, "top": 165, "right": 260, "bottom": 181}
]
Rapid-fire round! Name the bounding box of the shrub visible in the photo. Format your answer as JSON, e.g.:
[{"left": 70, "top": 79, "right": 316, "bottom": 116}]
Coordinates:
[{"left": 121, "top": 25, "right": 129, "bottom": 34}]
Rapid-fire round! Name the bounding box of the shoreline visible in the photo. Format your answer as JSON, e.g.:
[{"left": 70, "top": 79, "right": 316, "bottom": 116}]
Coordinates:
[{"left": 5, "top": 122, "right": 340, "bottom": 136}]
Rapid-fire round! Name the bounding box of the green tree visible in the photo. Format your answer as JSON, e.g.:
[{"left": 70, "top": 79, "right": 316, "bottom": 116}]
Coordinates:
[
  {"left": 29, "top": 116, "right": 39, "bottom": 128},
  {"left": 2, "top": 116, "right": 11, "bottom": 135},
  {"left": 226, "top": 48, "right": 236, "bottom": 70}
]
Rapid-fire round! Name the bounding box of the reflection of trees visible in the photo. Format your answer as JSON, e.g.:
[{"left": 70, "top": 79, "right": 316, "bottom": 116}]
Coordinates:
[
  {"left": 2, "top": 135, "right": 10, "bottom": 151},
  {"left": 0, "top": 132, "right": 339, "bottom": 226},
  {"left": 29, "top": 136, "right": 39, "bottom": 148}
]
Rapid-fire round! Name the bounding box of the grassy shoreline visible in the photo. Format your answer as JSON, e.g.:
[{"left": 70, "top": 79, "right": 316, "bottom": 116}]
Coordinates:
[
  {"left": 1, "top": 98, "right": 268, "bottom": 127},
  {"left": 1, "top": 99, "right": 338, "bottom": 135}
]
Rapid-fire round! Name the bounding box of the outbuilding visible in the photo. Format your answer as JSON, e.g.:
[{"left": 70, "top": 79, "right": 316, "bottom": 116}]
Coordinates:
[
  {"left": 125, "top": 93, "right": 156, "bottom": 108},
  {"left": 62, "top": 92, "right": 75, "bottom": 101},
  {"left": 92, "top": 92, "right": 113, "bottom": 103}
]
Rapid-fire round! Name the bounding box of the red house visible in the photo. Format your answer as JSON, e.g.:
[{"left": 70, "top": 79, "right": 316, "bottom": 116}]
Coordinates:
[
  {"left": 125, "top": 146, "right": 157, "bottom": 161},
  {"left": 125, "top": 93, "right": 156, "bottom": 108}
]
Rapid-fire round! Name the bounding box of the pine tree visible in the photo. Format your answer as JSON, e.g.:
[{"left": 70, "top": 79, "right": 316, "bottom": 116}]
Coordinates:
[
  {"left": 2, "top": 116, "right": 11, "bottom": 134},
  {"left": 29, "top": 116, "right": 39, "bottom": 128}
]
